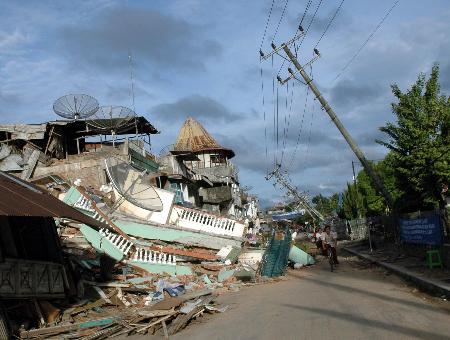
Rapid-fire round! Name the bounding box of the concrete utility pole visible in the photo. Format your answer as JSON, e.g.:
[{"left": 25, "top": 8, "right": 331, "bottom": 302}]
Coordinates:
[
  {"left": 281, "top": 44, "right": 394, "bottom": 210},
  {"left": 266, "top": 164, "right": 324, "bottom": 222}
]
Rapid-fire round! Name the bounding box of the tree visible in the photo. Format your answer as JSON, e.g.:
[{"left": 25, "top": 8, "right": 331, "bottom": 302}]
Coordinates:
[
  {"left": 377, "top": 65, "right": 450, "bottom": 212},
  {"left": 312, "top": 193, "right": 340, "bottom": 217},
  {"left": 354, "top": 155, "right": 402, "bottom": 216},
  {"left": 342, "top": 182, "right": 362, "bottom": 219}
]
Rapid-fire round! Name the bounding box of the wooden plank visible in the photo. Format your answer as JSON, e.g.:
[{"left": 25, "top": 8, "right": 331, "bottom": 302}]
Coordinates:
[
  {"left": 33, "top": 298, "right": 45, "bottom": 327},
  {"left": 162, "top": 320, "right": 169, "bottom": 339},
  {"left": 44, "top": 126, "right": 55, "bottom": 155},
  {"left": 21, "top": 150, "right": 40, "bottom": 180},
  {"left": 92, "top": 286, "right": 112, "bottom": 304},
  {"left": 137, "top": 309, "right": 176, "bottom": 318},
  {"left": 136, "top": 314, "right": 174, "bottom": 334},
  {"left": 168, "top": 296, "right": 214, "bottom": 335},
  {"left": 70, "top": 290, "right": 116, "bottom": 316},
  {"left": 20, "top": 316, "right": 118, "bottom": 338},
  {"left": 77, "top": 188, "right": 129, "bottom": 238}
]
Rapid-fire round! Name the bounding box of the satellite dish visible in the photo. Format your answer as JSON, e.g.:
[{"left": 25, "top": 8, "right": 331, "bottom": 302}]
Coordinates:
[
  {"left": 53, "top": 94, "right": 99, "bottom": 120},
  {"left": 87, "top": 105, "right": 137, "bottom": 134},
  {"left": 105, "top": 157, "right": 163, "bottom": 212}
]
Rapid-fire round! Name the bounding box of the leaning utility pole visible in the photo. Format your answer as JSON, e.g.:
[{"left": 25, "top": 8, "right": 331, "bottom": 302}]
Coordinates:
[
  {"left": 266, "top": 164, "right": 324, "bottom": 222},
  {"left": 281, "top": 44, "right": 393, "bottom": 209},
  {"left": 264, "top": 42, "right": 394, "bottom": 209}
]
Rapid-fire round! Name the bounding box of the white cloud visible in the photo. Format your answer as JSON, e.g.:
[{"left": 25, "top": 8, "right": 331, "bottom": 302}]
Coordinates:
[{"left": 0, "top": 29, "right": 27, "bottom": 51}]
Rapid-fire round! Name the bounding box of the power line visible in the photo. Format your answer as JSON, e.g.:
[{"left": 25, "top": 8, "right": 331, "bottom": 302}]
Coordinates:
[
  {"left": 272, "top": 55, "right": 277, "bottom": 168},
  {"left": 334, "top": 0, "right": 400, "bottom": 82},
  {"left": 297, "top": 0, "right": 324, "bottom": 49},
  {"left": 272, "top": 0, "right": 290, "bottom": 42},
  {"left": 298, "top": 0, "right": 313, "bottom": 28},
  {"left": 288, "top": 83, "right": 311, "bottom": 170},
  {"left": 276, "top": 82, "right": 279, "bottom": 161},
  {"left": 280, "top": 79, "right": 292, "bottom": 166},
  {"left": 314, "top": 0, "right": 345, "bottom": 49},
  {"left": 260, "top": 0, "right": 276, "bottom": 50},
  {"left": 304, "top": 72, "right": 316, "bottom": 168},
  {"left": 260, "top": 66, "right": 269, "bottom": 175},
  {"left": 278, "top": 0, "right": 316, "bottom": 77},
  {"left": 293, "top": 0, "right": 313, "bottom": 58}
]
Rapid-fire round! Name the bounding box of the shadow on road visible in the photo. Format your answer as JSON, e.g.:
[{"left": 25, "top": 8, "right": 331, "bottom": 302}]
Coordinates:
[
  {"left": 288, "top": 271, "right": 450, "bottom": 315},
  {"left": 281, "top": 304, "right": 449, "bottom": 340}
]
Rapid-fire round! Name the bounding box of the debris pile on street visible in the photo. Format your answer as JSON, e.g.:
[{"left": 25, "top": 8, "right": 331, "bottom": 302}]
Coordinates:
[
  {"left": 0, "top": 97, "right": 318, "bottom": 338},
  {"left": 19, "top": 287, "right": 227, "bottom": 339}
]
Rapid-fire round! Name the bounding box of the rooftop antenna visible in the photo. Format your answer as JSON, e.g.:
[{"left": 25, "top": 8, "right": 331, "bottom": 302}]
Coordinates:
[
  {"left": 53, "top": 94, "right": 99, "bottom": 120},
  {"left": 128, "top": 52, "right": 136, "bottom": 113},
  {"left": 87, "top": 105, "right": 137, "bottom": 146}
]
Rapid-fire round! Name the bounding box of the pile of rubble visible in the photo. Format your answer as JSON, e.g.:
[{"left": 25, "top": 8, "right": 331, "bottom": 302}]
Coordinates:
[
  {"left": 10, "top": 179, "right": 265, "bottom": 338},
  {"left": 20, "top": 286, "right": 224, "bottom": 339},
  {"left": 0, "top": 111, "right": 315, "bottom": 338}
]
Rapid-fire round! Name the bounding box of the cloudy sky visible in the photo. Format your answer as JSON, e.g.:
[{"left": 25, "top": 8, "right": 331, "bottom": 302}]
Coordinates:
[{"left": 1, "top": 0, "right": 450, "bottom": 207}]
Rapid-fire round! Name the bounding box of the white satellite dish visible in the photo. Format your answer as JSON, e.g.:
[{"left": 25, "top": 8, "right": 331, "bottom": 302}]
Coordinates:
[{"left": 105, "top": 157, "right": 163, "bottom": 212}]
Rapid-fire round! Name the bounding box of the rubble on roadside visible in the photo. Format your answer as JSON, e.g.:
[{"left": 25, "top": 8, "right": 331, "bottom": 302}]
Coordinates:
[{"left": 0, "top": 109, "right": 316, "bottom": 338}]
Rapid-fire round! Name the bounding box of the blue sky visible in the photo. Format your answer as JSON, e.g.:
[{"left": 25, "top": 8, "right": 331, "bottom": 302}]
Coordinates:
[{"left": 1, "top": 0, "right": 450, "bottom": 207}]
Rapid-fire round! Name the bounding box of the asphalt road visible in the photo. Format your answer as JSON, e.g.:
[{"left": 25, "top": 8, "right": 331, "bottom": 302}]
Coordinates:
[{"left": 163, "top": 254, "right": 450, "bottom": 340}]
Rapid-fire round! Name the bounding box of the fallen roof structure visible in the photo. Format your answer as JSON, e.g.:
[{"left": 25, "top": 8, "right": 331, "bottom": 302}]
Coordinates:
[{"left": 0, "top": 171, "right": 107, "bottom": 230}]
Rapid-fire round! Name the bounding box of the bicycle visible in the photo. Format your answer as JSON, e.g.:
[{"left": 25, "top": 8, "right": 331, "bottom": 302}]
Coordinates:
[{"left": 327, "top": 245, "right": 335, "bottom": 272}]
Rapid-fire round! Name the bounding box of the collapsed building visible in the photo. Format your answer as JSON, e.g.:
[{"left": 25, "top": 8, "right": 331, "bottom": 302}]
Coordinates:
[
  {"left": 0, "top": 107, "right": 252, "bottom": 254},
  {"left": 0, "top": 95, "right": 315, "bottom": 338},
  {"left": 0, "top": 116, "right": 159, "bottom": 188}
]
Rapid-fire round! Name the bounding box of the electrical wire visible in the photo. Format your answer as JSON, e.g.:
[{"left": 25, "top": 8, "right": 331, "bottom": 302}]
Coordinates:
[
  {"left": 297, "top": 0, "right": 324, "bottom": 51},
  {"left": 277, "top": 0, "right": 314, "bottom": 77},
  {"left": 314, "top": 0, "right": 345, "bottom": 49},
  {"left": 272, "top": 0, "right": 290, "bottom": 42},
  {"left": 333, "top": 0, "right": 400, "bottom": 82},
  {"left": 260, "top": 66, "right": 269, "bottom": 176},
  {"left": 272, "top": 56, "right": 277, "bottom": 168},
  {"left": 276, "top": 84, "right": 280, "bottom": 164},
  {"left": 280, "top": 80, "right": 291, "bottom": 166},
  {"left": 288, "top": 84, "right": 310, "bottom": 170},
  {"left": 293, "top": 0, "right": 313, "bottom": 58},
  {"left": 260, "top": 0, "right": 276, "bottom": 50},
  {"left": 299, "top": 0, "right": 313, "bottom": 28},
  {"left": 287, "top": 63, "right": 314, "bottom": 171},
  {"left": 304, "top": 98, "right": 315, "bottom": 167},
  {"left": 303, "top": 67, "right": 316, "bottom": 168}
]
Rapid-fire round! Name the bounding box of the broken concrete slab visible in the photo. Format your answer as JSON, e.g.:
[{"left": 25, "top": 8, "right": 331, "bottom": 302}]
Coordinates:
[{"left": 288, "top": 245, "right": 315, "bottom": 265}]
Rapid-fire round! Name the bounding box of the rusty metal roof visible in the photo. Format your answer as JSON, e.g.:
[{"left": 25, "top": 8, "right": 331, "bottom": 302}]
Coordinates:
[
  {"left": 0, "top": 171, "right": 107, "bottom": 229},
  {"left": 172, "top": 118, "right": 235, "bottom": 158}
]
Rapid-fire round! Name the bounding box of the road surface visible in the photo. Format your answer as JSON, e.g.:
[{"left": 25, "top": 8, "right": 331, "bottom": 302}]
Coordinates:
[{"left": 129, "top": 254, "right": 450, "bottom": 340}]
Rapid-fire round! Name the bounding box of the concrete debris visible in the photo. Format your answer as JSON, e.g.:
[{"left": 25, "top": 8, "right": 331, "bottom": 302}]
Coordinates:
[{"left": 0, "top": 115, "right": 313, "bottom": 338}]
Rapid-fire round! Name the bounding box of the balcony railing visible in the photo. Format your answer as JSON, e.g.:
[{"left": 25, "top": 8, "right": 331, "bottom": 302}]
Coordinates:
[{"left": 169, "top": 205, "right": 246, "bottom": 238}]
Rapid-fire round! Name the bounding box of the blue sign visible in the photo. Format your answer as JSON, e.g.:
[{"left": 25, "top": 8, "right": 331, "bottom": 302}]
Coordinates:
[{"left": 399, "top": 214, "right": 442, "bottom": 246}]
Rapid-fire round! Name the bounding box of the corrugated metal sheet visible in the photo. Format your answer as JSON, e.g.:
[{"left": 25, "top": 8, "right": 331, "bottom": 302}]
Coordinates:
[{"left": 0, "top": 171, "right": 107, "bottom": 230}]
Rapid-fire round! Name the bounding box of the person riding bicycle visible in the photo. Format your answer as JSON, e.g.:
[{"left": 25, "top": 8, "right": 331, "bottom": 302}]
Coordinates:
[{"left": 321, "top": 225, "right": 339, "bottom": 264}]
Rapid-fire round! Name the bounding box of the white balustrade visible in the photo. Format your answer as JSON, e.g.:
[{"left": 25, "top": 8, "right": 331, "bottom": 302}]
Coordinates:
[
  {"left": 132, "top": 247, "right": 176, "bottom": 265},
  {"left": 99, "top": 228, "right": 133, "bottom": 256},
  {"left": 73, "top": 196, "right": 107, "bottom": 224},
  {"left": 74, "top": 195, "right": 95, "bottom": 212},
  {"left": 169, "top": 206, "right": 246, "bottom": 238}
]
